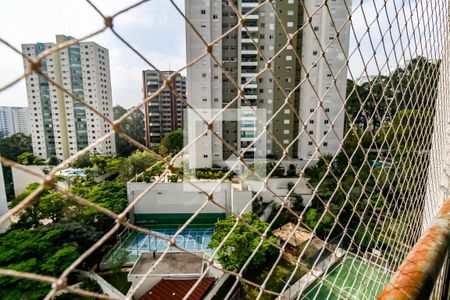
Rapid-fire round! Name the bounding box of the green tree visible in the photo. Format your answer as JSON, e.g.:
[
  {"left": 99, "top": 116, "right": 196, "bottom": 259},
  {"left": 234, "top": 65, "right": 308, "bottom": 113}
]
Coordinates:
[
  {"left": 114, "top": 105, "right": 145, "bottom": 157},
  {"left": 0, "top": 133, "right": 33, "bottom": 200},
  {"left": 159, "top": 130, "right": 184, "bottom": 156},
  {"left": 17, "top": 152, "right": 45, "bottom": 165},
  {"left": 84, "top": 181, "right": 128, "bottom": 214},
  {"left": 290, "top": 194, "right": 304, "bottom": 211},
  {"left": 0, "top": 133, "right": 32, "bottom": 161},
  {"left": 0, "top": 226, "right": 81, "bottom": 300},
  {"left": 208, "top": 212, "right": 278, "bottom": 271},
  {"left": 117, "top": 150, "right": 157, "bottom": 182},
  {"left": 70, "top": 152, "right": 93, "bottom": 169}
]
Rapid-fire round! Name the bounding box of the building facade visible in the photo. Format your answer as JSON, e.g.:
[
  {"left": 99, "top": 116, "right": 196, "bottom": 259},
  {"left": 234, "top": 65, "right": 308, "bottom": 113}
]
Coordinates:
[
  {"left": 143, "top": 70, "right": 186, "bottom": 147},
  {"left": 22, "top": 35, "right": 115, "bottom": 161},
  {"left": 0, "top": 106, "right": 30, "bottom": 138},
  {"left": 185, "top": 0, "right": 350, "bottom": 168}
]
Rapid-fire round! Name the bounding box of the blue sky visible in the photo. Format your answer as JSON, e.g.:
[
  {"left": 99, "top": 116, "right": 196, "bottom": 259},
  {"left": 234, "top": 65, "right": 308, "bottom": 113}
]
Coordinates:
[{"left": 0, "top": 0, "right": 438, "bottom": 108}]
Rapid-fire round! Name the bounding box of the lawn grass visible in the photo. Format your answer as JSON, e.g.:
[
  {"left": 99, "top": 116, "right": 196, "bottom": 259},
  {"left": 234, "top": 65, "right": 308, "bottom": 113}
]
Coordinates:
[
  {"left": 101, "top": 272, "right": 132, "bottom": 295},
  {"left": 243, "top": 259, "right": 307, "bottom": 299}
]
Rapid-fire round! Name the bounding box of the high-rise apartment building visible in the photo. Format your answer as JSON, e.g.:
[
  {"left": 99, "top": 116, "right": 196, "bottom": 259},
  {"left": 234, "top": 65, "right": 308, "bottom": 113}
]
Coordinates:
[
  {"left": 13, "top": 107, "right": 31, "bottom": 136},
  {"left": 143, "top": 70, "right": 186, "bottom": 147},
  {"left": 22, "top": 35, "right": 115, "bottom": 161},
  {"left": 0, "top": 106, "right": 31, "bottom": 138},
  {"left": 185, "top": 0, "right": 350, "bottom": 169}
]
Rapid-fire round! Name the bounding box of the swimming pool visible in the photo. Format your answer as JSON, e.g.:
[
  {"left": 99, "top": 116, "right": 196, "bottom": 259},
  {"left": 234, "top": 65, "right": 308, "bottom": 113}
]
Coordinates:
[{"left": 127, "top": 227, "right": 214, "bottom": 256}]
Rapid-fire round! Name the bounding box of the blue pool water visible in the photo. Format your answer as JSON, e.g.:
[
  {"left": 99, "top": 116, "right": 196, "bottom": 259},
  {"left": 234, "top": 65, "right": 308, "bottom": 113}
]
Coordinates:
[
  {"left": 61, "top": 169, "right": 85, "bottom": 176},
  {"left": 127, "top": 227, "right": 214, "bottom": 255}
]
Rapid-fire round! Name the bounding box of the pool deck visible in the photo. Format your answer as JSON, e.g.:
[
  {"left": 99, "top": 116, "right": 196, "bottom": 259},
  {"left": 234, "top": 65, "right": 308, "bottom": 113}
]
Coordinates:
[{"left": 129, "top": 252, "right": 205, "bottom": 276}]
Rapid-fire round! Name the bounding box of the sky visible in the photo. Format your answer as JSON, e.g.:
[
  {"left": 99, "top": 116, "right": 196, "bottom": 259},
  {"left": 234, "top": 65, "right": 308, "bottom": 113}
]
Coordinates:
[{"left": 0, "top": 0, "right": 440, "bottom": 108}]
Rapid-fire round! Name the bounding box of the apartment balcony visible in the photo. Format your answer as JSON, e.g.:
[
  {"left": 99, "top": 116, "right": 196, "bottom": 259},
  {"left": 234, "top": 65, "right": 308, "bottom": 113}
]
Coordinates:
[
  {"left": 245, "top": 26, "right": 259, "bottom": 32},
  {"left": 240, "top": 146, "right": 256, "bottom": 152},
  {"left": 241, "top": 49, "right": 258, "bottom": 55},
  {"left": 241, "top": 38, "right": 258, "bottom": 44},
  {"left": 243, "top": 83, "right": 258, "bottom": 89},
  {"left": 241, "top": 60, "right": 258, "bottom": 67},
  {"left": 241, "top": 2, "right": 259, "bottom": 8}
]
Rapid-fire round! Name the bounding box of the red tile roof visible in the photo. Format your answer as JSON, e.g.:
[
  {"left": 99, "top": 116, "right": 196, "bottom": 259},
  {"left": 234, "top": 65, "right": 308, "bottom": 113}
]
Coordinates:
[{"left": 140, "top": 277, "right": 215, "bottom": 300}]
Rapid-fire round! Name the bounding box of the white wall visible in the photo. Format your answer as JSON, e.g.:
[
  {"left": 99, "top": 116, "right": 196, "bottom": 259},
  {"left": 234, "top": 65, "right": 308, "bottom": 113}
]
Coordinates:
[
  {"left": 0, "top": 162, "right": 9, "bottom": 232},
  {"left": 11, "top": 165, "right": 47, "bottom": 196},
  {"left": 128, "top": 181, "right": 252, "bottom": 216},
  {"left": 127, "top": 275, "right": 159, "bottom": 299}
]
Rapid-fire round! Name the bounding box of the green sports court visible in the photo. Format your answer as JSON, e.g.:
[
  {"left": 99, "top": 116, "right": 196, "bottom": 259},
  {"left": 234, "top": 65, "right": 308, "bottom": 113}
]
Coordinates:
[{"left": 301, "top": 254, "right": 393, "bottom": 299}]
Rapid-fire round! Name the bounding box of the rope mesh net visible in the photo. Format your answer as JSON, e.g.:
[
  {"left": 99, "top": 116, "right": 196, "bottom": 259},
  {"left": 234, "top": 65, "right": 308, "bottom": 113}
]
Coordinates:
[{"left": 0, "top": 0, "right": 449, "bottom": 299}]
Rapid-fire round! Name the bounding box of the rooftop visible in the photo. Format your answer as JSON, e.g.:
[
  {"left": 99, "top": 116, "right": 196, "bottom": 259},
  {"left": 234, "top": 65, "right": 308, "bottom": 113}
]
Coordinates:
[
  {"left": 130, "top": 252, "right": 204, "bottom": 276},
  {"left": 139, "top": 277, "right": 215, "bottom": 300},
  {"left": 273, "top": 223, "right": 313, "bottom": 247}
]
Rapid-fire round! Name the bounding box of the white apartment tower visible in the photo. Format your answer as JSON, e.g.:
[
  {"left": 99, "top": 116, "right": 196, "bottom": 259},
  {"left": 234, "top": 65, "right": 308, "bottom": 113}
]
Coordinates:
[
  {"left": 22, "top": 35, "right": 115, "bottom": 161},
  {"left": 0, "top": 106, "right": 31, "bottom": 138},
  {"left": 185, "top": 0, "right": 350, "bottom": 169}
]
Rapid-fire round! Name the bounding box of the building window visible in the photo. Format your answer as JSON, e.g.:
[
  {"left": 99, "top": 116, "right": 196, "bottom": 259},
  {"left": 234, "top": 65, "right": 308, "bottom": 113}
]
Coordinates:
[
  {"left": 323, "top": 142, "right": 328, "bottom": 147},
  {"left": 213, "top": 14, "right": 218, "bottom": 20},
  {"left": 314, "top": 26, "right": 320, "bottom": 31},
  {"left": 287, "top": 22, "right": 294, "bottom": 27},
  {"left": 325, "top": 108, "right": 330, "bottom": 112},
  {"left": 324, "top": 120, "right": 329, "bottom": 124},
  {"left": 201, "top": 9, "right": 206, "bottom": 15},
  {"left": 308, "top": 141, "right": 313, "bottom": 145},
  {"left": 203, "top": 154, "right": 208, "bottom": 158},
  {"left": 313, "top": 51, "right": 318, "bottom": 55},
  {"left": 309, "top": 120, "right": 314, "bottom": 124},
  {"left": 308, "top": 130, "right": 313, "bottom": 134},
  {"left": 286, "top": 55, "right": 292, "bottom": 61}
]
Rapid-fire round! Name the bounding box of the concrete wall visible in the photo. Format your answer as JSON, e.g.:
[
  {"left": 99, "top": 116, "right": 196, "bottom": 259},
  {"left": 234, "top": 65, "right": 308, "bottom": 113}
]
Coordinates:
[
  {"left": 128, "top": 181, "right": 252, "bottom": 217},
  {"left": 11, "top": 165, "right": 47, "bottom": 196},
  {"left": 0, "top": 163, "right": 9, "bottom": 232},
  {"left": 128, "top": 275, "right": 160, "bottom": 299},
  {"left": 87, "top": 271, "right": 126, "bottom": 300}
]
